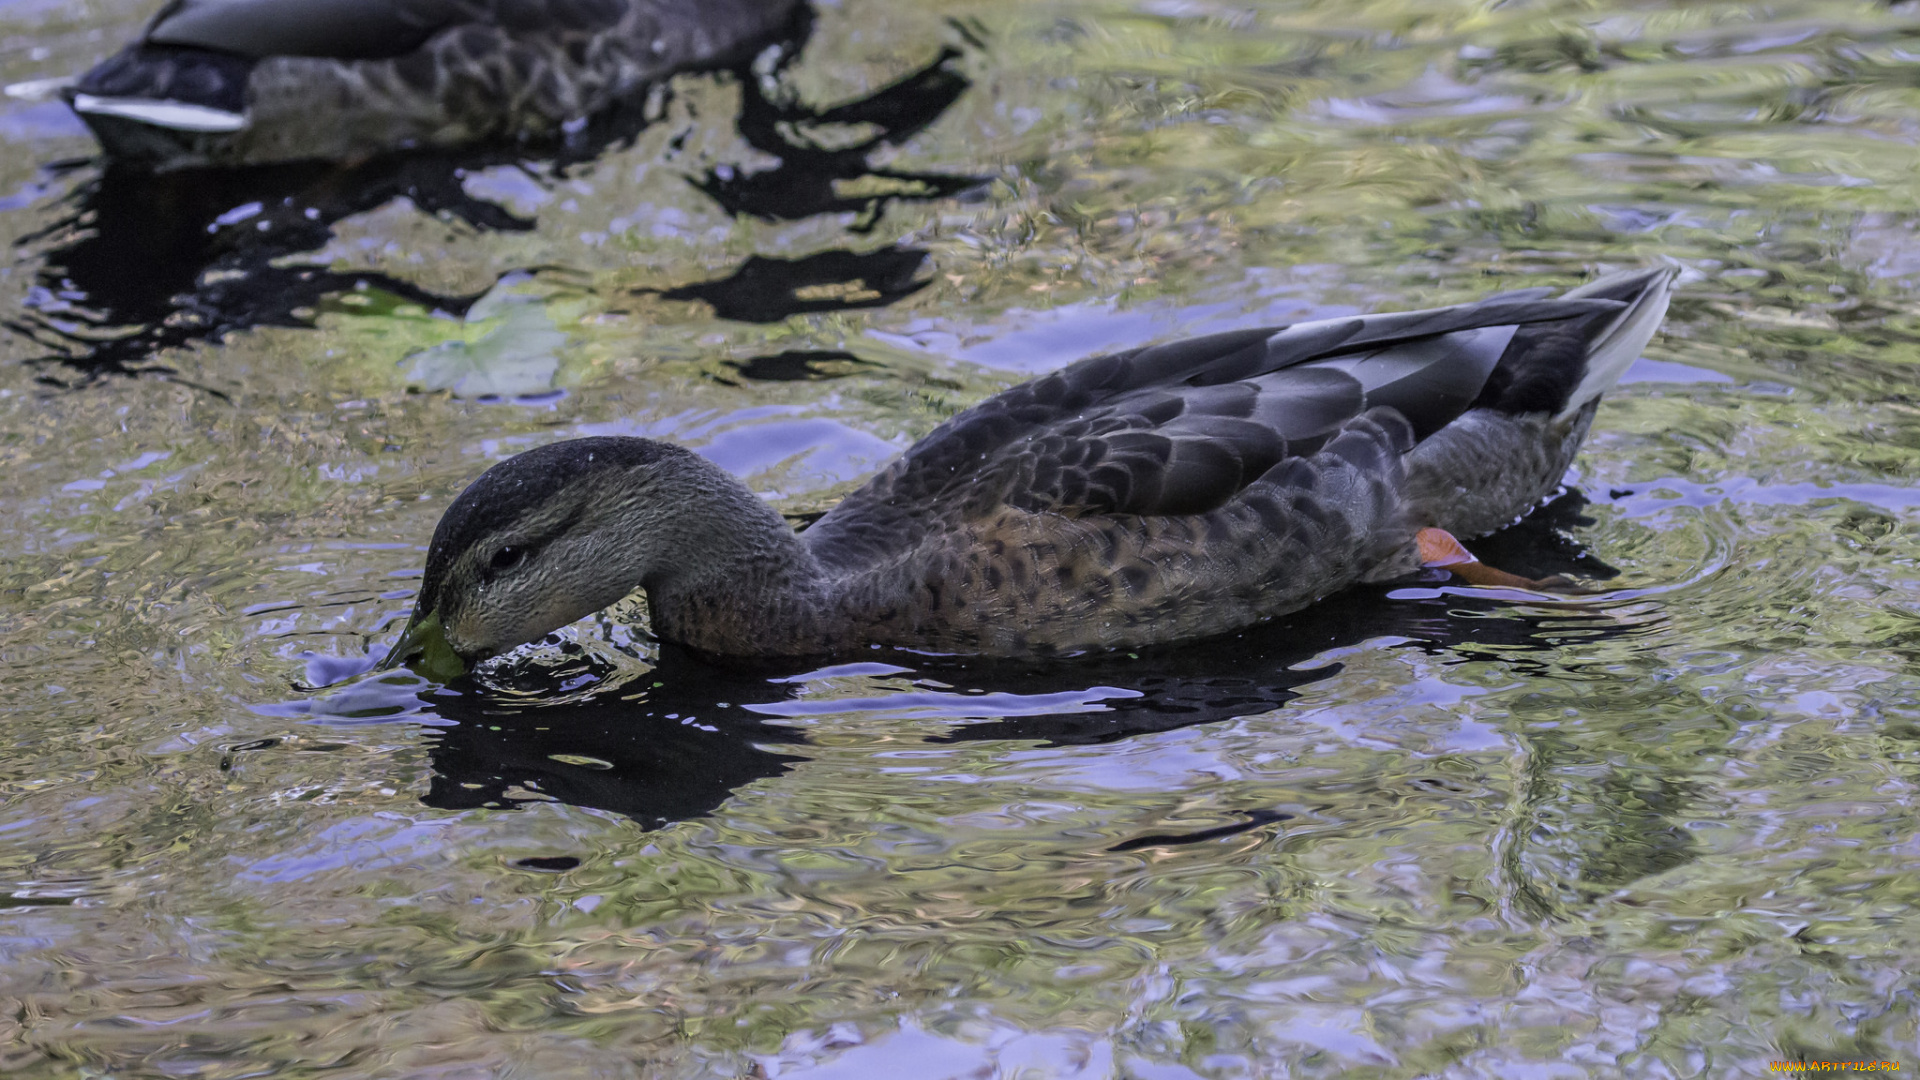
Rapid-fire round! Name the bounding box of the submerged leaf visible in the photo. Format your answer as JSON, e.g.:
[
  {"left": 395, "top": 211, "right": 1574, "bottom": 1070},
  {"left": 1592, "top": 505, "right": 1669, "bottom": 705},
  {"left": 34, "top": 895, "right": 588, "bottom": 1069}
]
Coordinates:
[{"left": 400, "top": 285, "right": 566, "bottom": 398}]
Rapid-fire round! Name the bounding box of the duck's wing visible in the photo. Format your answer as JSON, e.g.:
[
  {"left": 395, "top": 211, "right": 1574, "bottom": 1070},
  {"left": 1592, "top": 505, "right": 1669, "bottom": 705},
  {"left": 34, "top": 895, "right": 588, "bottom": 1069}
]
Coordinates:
[
  {"left": 141, "top": 0, "right": 479, "bottom": 60},
  {"left": 805, "top": 293, "right": 1629, "bottom": 570}
]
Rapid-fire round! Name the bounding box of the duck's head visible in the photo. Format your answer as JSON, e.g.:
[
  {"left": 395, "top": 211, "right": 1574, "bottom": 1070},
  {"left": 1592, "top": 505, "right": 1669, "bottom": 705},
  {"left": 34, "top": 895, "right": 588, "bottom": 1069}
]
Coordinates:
[{"left": 381, "top": 437, "right": 699, "bottom": 681}]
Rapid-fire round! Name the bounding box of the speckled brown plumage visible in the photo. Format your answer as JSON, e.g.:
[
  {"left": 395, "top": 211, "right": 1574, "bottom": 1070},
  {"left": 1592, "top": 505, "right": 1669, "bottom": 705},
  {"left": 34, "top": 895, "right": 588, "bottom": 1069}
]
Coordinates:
[
  {"left": 69, "top": 0, "right": 805, "bottom": 167},
  {"left": 394, "top": 267, "right": 1675, "bottom": 667}
]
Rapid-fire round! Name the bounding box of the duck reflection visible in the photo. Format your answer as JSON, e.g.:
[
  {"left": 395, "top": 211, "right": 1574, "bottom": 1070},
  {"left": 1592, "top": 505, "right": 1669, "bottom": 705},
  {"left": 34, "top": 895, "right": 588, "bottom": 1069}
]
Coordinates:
[
  {"left": 17, "top": 28, "right": 980, "bottom": 381},
  {"left": 418, "top": 673, "right": 806, "bottom": 827},
  {"left": 353, "top": 490, "right": 1638, "bottom": 829}
]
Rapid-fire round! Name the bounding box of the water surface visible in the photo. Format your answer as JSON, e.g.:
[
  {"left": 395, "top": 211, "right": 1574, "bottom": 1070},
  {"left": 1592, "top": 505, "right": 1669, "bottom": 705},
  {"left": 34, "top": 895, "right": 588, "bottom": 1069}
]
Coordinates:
[{"left": 2, "top": 0, "right": 1920, "bottom": 1076}]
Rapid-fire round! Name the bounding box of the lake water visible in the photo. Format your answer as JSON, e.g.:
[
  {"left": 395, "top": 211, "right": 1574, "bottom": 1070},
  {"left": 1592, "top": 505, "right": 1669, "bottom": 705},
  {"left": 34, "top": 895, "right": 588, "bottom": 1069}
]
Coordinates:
[{"left": 2, "top": 0, "right": 1918, "bottom": 1075}]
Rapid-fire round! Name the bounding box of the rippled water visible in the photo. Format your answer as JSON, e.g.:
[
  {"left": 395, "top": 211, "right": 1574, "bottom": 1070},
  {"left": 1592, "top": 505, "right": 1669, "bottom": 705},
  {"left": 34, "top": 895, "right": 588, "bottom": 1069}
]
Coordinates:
[{"left": 4, "top": 0, "right": 1920, "bottom": 1075}]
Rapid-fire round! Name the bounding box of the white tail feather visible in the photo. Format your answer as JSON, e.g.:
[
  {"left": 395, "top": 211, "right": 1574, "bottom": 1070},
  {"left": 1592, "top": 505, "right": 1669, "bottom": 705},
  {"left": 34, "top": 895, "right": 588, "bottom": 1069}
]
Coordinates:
[
  {"left": 5, "top": 76, "right": 76, "bottom": 103},
  {"left": 1555, "top": 265, "right": 1677, "bottom": 421},
  {"left": 71, "top": 94, "right": 247, "bottom": 133}
]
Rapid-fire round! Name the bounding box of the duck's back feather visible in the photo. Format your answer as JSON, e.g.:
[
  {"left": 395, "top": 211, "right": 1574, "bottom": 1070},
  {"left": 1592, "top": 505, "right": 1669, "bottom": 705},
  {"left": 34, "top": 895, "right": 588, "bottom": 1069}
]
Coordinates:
[
  {"left": 146, "top": 0, "right": 468, "bottom": 60},
  {"left": 805, "top": 292, "right": 1629, "bottom": 573}
]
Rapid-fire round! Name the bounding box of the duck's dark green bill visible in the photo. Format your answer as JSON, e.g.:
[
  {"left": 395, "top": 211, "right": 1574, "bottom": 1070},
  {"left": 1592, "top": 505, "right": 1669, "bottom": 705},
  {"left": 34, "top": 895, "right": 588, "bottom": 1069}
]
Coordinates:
[{"left": 377, "top": 611, "right": 467, "bottom": 683}]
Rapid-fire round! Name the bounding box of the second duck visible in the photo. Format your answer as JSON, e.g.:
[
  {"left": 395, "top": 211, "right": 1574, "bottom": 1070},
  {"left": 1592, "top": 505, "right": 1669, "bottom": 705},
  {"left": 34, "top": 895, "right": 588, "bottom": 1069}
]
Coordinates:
[{"left": 63, "top": 0, "right": 806, "bottom": 168}]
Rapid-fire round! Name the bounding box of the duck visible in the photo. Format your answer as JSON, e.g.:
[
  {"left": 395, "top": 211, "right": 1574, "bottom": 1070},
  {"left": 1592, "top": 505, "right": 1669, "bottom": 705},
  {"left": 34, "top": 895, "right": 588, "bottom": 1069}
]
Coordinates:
[
  {"left": 51, "top": 0, "right": 806, "bottom": 169},
  {"left": 382, "top": 266, "right": 1675, "bottom": 680}
]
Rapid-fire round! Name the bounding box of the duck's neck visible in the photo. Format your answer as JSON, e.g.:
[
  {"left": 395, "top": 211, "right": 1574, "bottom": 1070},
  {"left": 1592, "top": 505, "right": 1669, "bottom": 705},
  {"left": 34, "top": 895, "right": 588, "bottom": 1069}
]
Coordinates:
[{"left": 616, "top": 449, "right": 832, "bottom": 656}]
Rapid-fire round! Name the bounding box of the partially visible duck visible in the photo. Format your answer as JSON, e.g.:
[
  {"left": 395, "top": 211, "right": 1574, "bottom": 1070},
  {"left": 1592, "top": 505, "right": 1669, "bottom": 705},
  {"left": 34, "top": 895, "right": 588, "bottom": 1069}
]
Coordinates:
[
  {"left": 54, "top": 0, "right": 805, "bottom": 168},
  {"left": 383, "top": 267, "right": 1675, "bottom": 679}
]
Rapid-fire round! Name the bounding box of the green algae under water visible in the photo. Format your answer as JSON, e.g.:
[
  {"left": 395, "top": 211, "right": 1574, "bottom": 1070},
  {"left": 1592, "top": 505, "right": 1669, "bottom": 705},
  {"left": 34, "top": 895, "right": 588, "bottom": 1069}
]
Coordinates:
[{"left": 4, "top": 0, "right": 1920, "bottom": 1075}]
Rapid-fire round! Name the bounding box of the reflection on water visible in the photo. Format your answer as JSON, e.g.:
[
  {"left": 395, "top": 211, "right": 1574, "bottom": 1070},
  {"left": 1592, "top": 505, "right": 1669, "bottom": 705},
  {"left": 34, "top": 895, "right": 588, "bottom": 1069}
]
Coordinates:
[
  {"left": 5, "top": 0, "right": 1920, "bottom": 1075},
  {"left": 695, "top": 36, "right": 987, "bottom": 229},
  {"left": 14, "top": 158, "right": 492, "bottom": 381},
  {"left": 653, "top": 246, "right": 936, "bottom": 321},
  {"left": 419, "top": 686, "right": 806, "bottom": 828},
  {"left": 724, "top": 348, "right": 877, "bottom": 384}
]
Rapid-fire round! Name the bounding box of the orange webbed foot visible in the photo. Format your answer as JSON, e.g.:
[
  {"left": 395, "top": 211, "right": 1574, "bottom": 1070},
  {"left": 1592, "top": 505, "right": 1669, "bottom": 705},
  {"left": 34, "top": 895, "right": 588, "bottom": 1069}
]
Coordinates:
[{"left": 1415, "top": 527, "right": 1583, "bottom": 593}]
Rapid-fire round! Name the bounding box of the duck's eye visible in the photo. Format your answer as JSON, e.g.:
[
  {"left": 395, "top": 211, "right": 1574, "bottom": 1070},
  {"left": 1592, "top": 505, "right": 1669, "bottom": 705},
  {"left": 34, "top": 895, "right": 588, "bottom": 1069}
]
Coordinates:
[{"left": 488, "top": 546, "right": 525, "bottom": 574}]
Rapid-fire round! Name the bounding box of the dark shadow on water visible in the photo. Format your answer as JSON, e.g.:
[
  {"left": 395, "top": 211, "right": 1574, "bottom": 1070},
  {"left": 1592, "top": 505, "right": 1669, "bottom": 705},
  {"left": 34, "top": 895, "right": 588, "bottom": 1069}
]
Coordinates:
[
  {"left": 12, "top": 157, "right": 503, "bottom": 384},
  {"left": 418, "top": 680, "right": 807, "bottom": 828},
  {"left": 693, "top": 33, "right": 988, "bottom": 231},
  {"left": 13, "top": 14, "right": 982, "bottom": 383},
  {"left": 722, "top": 348, "right": 876, "bottom": 384},
  {"left": 1108, "top": 808, "right": 1294, "bottom": 852},
  {"left": 651, "top": 247, "right": 934, "bottom": 322}
]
